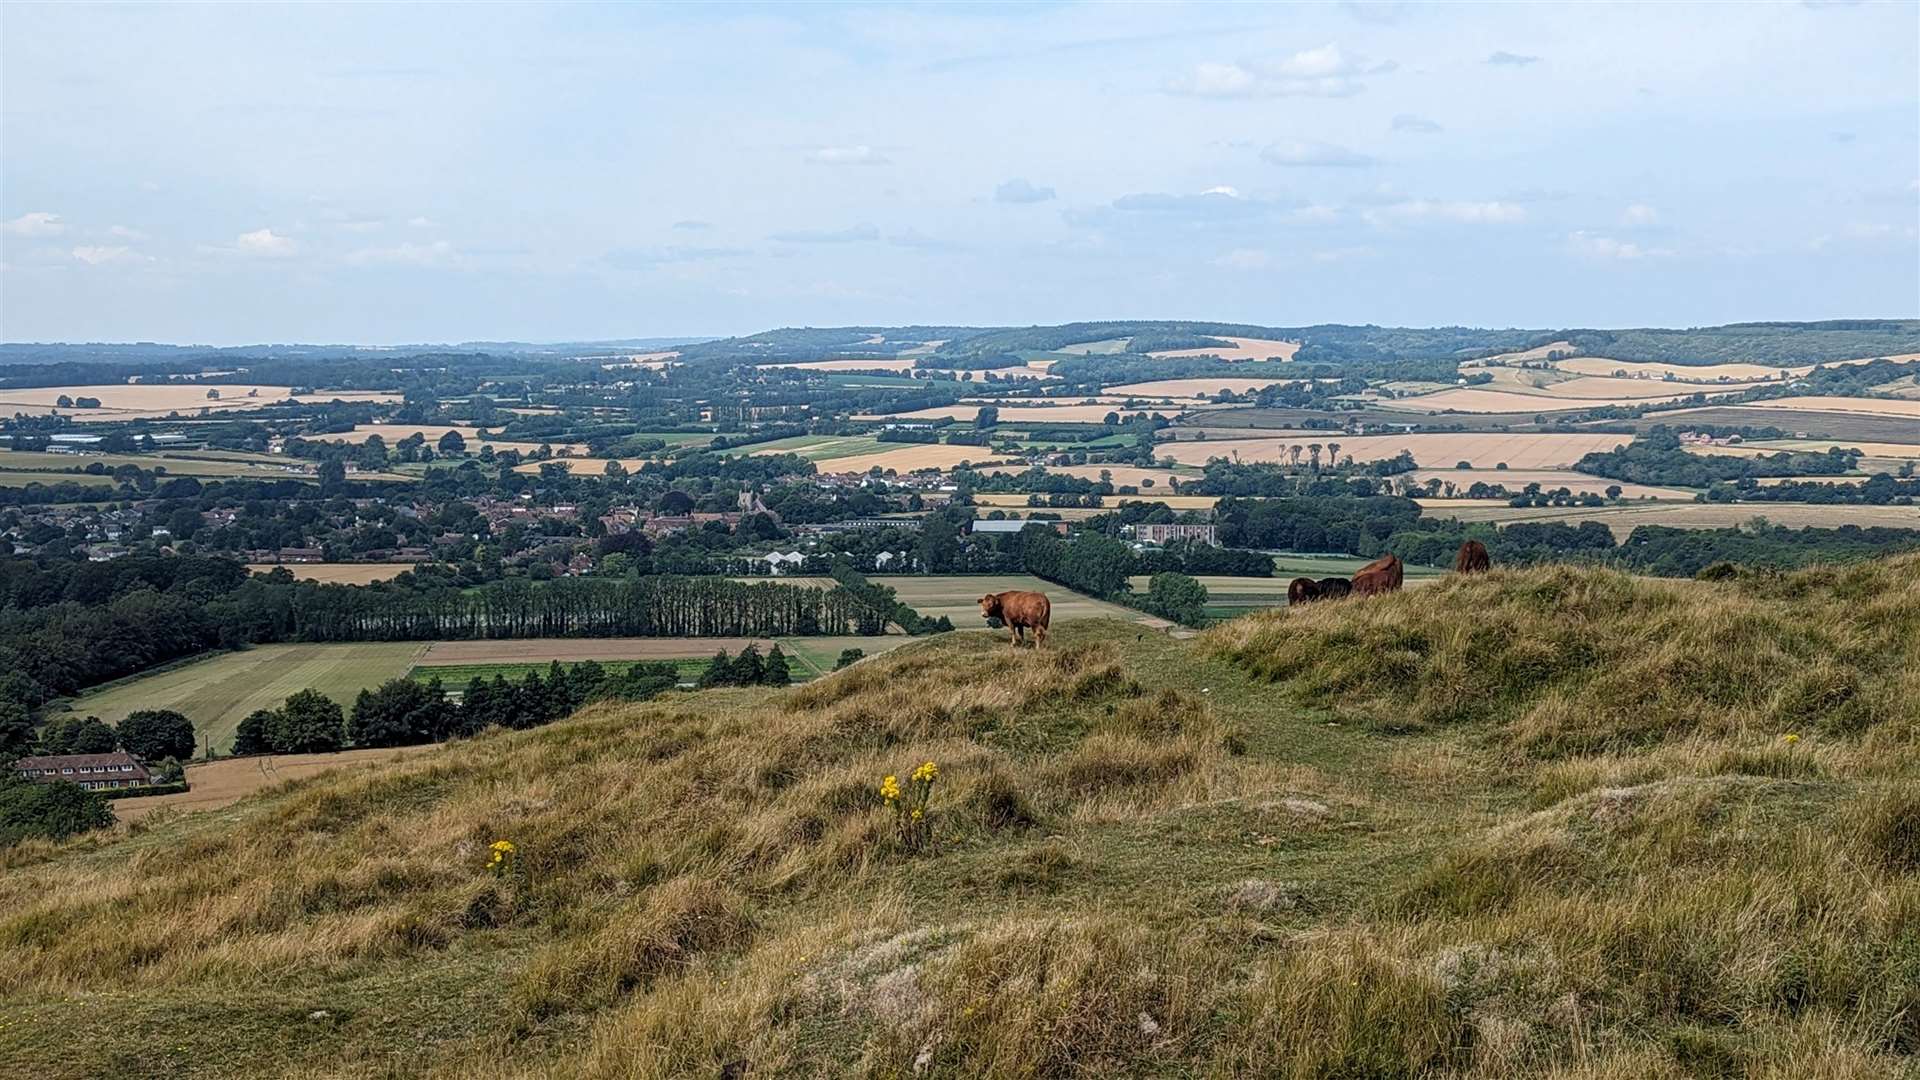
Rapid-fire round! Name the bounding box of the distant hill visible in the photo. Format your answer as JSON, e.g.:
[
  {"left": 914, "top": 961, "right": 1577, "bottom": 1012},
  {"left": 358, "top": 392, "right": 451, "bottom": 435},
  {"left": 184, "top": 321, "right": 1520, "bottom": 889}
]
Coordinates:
[{"left": 2, "top": 554, "right": 1914, "bottom": 1076}]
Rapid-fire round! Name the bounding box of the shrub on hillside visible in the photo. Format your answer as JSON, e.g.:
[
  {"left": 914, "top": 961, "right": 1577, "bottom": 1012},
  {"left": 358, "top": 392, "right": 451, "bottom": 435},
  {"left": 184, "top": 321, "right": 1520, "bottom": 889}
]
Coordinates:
[{"left": 0, "top": 775, "right": 112, "bottom": 846}]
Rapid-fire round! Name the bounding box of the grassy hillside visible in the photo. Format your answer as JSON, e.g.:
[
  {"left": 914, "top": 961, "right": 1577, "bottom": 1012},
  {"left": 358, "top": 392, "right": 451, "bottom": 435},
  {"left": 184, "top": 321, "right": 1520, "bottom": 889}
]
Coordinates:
[{"left": 1, "top": 558, "right": 1916, "bottom": 1078}]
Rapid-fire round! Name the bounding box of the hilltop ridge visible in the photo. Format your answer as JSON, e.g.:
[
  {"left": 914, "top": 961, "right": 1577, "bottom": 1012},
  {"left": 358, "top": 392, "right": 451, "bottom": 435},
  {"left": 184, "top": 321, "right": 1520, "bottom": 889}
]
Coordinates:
[{"left": 1, "top": 557, "right": 1916, "bottom": 1078}]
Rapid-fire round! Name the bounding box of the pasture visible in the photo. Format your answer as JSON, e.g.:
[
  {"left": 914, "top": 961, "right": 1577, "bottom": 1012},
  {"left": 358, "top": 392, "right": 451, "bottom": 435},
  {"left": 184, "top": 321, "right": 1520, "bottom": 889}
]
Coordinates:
[
  {"left": 1128, "top": 558, "right": 1443, "bottom": 618},
  {"left": 1155, "top": 431, "right": 1629, "bottom": 470},
  {"left": 246, "top": 563, "right": 414, "bottom": 584},
  {"left": 413, "top": 635, "right": 903, "bottom": 678},
  {"left": 307, "top": 424, "right": 590, "bottom": 456},
  {"left": 112, "top": 745, "right": 442, "bottom": 821},
  {"left": 511, "top": 457, "right": 656, "bottom": 476},
  {"left": 813, "top": 442, "right": 1012, "bottom": 474},
  {"left": 741, "top": 434, "right": 887, "bottom": 461},
  {"left": 873, "top": 574, "right": 1150, "bottom": 626},
  {"left": 64, "top": 642, "right": 428, "bottom": 754},
  {"left": 411, "top": 660, "right": 713, "bottom": 691},
  {"left": 990, "top": 464, "right": 1191, "bottom": 489},
  {"left": 1385, "top": 381, "right": 1753, "bottom": 413}
]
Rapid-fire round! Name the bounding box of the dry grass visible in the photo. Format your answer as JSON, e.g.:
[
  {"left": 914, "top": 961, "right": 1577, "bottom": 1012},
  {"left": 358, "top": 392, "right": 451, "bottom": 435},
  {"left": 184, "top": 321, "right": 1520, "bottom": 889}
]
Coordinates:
[
  {"left": 1148, "top": 336, "right": 1301, "bottom": 361},
  {"left": 3, "top": 560, "right": 1918, "bottom": 1076}
]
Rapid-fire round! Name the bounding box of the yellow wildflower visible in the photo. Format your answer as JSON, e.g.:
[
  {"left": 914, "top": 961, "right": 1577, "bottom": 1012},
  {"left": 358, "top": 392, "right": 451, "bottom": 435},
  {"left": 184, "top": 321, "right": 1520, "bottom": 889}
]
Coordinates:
[
  {"left": 912, "top": 761, "right": 939, "bottom": 783},
  {"left": 1783, "top": 733, "right": 1800, "bottom": 745},
  {"left": 910, "top": 807, "right": 924, "bottom": 821},
  {"left": 880, "top": 775, "right": 901, "bottom": 801}
]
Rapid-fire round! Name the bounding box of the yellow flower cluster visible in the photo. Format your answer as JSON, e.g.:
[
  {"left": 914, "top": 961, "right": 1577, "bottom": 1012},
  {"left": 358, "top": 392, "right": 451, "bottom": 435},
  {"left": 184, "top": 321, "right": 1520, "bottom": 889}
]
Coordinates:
[
  {"left": 488, "top": 839, "right": 516, "bottom": 874},
  {"left": 880, "top": 775, "right": 901, "bottom": 801},
  {"left": 911, "top": 761, "right": 938, "bottom": 783},
  {"left": 1783, "top": 733, "right": 1801, "bottom": 745}
]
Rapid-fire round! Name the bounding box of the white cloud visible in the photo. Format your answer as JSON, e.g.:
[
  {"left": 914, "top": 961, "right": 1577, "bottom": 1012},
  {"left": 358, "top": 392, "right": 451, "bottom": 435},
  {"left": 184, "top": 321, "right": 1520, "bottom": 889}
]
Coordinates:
[
  {"left": 3, "top": 212, "right": 65, "bottom": 237},
  {"left": 1568, "top": 230, "right": 1671, "bottom": 260},
  {"left": 1213, "top": 248, "right": 1272, "bottom": 270},
  {"left": 1487, "top": 51, "right": 1541, "bottom": 66},
  {"left": 71, "top": 245, "right": 147, "bottom": 266},
  {"left": 994, "top": 178, "right": 1056, "bottom": 204},
  {"left": 1391, "top": 114, "right": 1442, "bottom": 134},
  {"left": 805, "top": 145, "right": 890, "bottom": 166},
  {"left": 234, "top": 228, "right": 297, "bottom": 257},
  {"left": 1262, "top": 140, "right": 1376, "bottom": 167},
  {"left": 1366, "top": 199, "right": 1527, "bottom": 225},
  {"left": 1166, "top": 44, "right": 1393, "bottom": 99},
  {"left": 347, "top": 240, "right": 456, "bottom": 266},
  {"left": 1620, "top": 203, "right": 1660, "bottom": 226}
]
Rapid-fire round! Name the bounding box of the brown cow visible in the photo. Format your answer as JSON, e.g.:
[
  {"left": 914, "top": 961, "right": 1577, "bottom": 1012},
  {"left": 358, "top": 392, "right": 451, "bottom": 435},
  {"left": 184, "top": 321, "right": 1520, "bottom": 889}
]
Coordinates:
[
  {"left": 978, "top": 590, "right": 1051, "bottom": 648},
  {"left": 1315, "top": 577, "right": 1353, "bottom": 600},
  {"left": 1351, "top": 553, "right": 1404, "bottom": 597},
  {"left": 1287, "top": 577, "right": 1321, "bottom": 605},
  {"left": 1454, "top": 539, "right": 1491, "bottom": 574}
]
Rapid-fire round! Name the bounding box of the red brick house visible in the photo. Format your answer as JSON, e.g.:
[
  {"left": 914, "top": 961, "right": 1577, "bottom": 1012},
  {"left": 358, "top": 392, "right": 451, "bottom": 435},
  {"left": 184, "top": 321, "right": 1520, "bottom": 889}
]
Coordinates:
[{"left": 13, "top": 751, "right": 152, "bottom": 791}]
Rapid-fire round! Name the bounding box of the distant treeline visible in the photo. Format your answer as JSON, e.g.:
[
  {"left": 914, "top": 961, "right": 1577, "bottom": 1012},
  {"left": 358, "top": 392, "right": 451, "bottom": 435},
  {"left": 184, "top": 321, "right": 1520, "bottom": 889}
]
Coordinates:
[{"left": 1574, "top": 431, "right": 1860, "bottom": 487}]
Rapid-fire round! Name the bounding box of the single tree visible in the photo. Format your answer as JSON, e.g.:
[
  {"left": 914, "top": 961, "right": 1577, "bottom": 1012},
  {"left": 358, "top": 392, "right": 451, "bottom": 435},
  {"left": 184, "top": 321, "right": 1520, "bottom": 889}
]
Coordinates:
[
  {"left": 117, "top": 709, "right": 197, "bottom": 762},
  {"left": 763, "top": 645, "right": 792, "bottom": 687},
  {"left": 232, "top": 709, "right": 279, "bottom": 755},
  {"left": 273, "top": 690, "right": 345, "bottom": 754}
]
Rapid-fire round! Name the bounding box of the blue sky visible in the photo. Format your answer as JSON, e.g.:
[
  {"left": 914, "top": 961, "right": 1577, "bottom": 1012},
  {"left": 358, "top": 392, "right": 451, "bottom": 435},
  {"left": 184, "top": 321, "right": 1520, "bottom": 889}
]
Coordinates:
[{"left": 2, "top": 1, "right": 1915, "bottom": 344}]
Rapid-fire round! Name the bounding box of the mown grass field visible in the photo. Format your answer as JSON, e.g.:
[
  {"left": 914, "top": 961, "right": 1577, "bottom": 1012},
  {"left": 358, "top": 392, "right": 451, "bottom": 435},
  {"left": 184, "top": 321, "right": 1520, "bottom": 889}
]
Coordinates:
[
  {"left": 61, "top": 643, "right": 428, "bottom": 753},
  {"left": 6, "top": 558, "right": 1912, "bottom": 1076}
]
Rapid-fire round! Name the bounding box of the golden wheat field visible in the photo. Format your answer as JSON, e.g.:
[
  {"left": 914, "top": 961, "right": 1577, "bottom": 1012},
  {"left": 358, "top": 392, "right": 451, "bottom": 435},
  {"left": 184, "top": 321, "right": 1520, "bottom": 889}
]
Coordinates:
[
  {"left": 1156, "top": 432, "right": 1628, "bottom": 470},
  {"left": 1147, "top": 336, "right": 1301, "bottom": 361},
  {"left": 1463, "top": 340, "right": 1575, "bottom": 365},
  {"left": 511, "top": 457, "right": 656, "bottom": 476},
  {"left": 308, "top": 424, "right": 591, "bottom": 456},
  {"left": 245, "top": 563, "right": 414, "bottom": 584},
  {"left": 1545, "top": 357, "right": 1796, "bottom": 381},
  {"left": 1424, "top": 499, "right": 1920, "bottom": 537}
]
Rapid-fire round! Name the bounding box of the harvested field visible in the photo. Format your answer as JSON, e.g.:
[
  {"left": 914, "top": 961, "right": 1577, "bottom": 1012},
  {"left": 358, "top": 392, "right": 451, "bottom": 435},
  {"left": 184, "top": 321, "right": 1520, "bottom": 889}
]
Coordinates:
[
  {"left": 1156, "top": 432, "right": 1629, "bottom": 470},
  {"left": 1465, "top": 341, "right": 1576, "bottom": 365},
  {"left": 65, "top": 642, "right": 428, "bottom": 753},
  {"left": 0, "top": 449, "right": 328, "bottom": 481},
  {"left": 1403, "top": 468, "right": 1693, "bottom": 500},
  {"left": 246, "top": 563, "right": 414, "bottom": 584},
  {"left": 1388, "top": 379, "right": 1758, "bottom": 413},
  {"left": 0, "top": 384, "right": 401, "bottom": 420},
  {"left": 1613, "top": 406, "right": 1920, "bottom": 443},
  {"left": 1728, "top": 395, "right": 1920, "bottom": 418},
  {"left": 1421, "top": 499, "right": 1920, "bottom": 537},
  {"left": 1148, "top": 336, "right": 1301, "bottom": 361},
  {"left": 0, "top": 470, "right": 117, "bottom": 488},
  {"left": 309, "top": 424, "right": 591, "bottom": 456},
  {"left": 815, "top": 443, "right": 1012, "bottom": 474},
  {"left": 1102, "top": 377, "right": 1292, "bottom": 398},
  {"left": 1547, "top": 356, "right": 1797, "bottom": 381},
  {"left": 1055, "top": 337, "right": 1131, "bottom": 354},
  {"left": 113, "top": 746, "right": 442, "bottom": 821},
  {"left": 988, "top": 464, "right": 1191, "bottom": 489}
]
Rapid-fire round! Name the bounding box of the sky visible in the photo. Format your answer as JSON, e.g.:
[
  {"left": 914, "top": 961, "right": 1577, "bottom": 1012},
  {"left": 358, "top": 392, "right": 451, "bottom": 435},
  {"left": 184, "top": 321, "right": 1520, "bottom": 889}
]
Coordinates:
[{"left": 1, "top": 1, "right": 1916, "bottom": 345}]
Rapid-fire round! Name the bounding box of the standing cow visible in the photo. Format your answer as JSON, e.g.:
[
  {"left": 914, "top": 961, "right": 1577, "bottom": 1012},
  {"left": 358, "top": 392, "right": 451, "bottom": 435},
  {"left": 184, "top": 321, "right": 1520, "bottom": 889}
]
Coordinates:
[
  {"left": 1315, "top": 577, "right": 1353, "bottom": 600},
  {"left": 978, "top": 590, "right": 1051, "bottom": 648},
  {"left": 1454, "top": 540, "right": 1491, "bottom": 574},
  {"left": 1287, "top": 577, "right": 1322, "bottom": 605},
  {"left": 1351, "top": 553, "right": 1404, "bottom": 597}
]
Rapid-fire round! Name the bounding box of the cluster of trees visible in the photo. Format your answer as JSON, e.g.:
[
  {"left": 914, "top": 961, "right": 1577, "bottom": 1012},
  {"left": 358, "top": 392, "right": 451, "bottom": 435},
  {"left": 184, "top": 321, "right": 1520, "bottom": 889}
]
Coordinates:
[
  {"left": 28, "top": 709, "right": 196, "bottom": 763},
  {"left": 828, "top": 565, "right": 953, "bottom": 635},
  {"left": 694, "top": 645, "right": 793, "bottom": 689},
  {"left": 1716, "top": 474, "right": 1918, "bottom": 505},
  {"left": 0, "top": 773, "right": 114, "bottom": 847},
  {"left": 1574, "top": 432, "right": 1859, "bottom": 486},
  {"left": 1017, "top": 529, "right": 1212, "bottom": 627}
]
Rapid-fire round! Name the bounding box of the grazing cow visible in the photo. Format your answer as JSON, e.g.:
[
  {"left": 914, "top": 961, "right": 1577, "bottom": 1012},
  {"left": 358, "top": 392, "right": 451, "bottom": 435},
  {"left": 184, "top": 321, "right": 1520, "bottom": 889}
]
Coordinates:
[
  {"left": 1315, "top": 577, "right": 1353, "bottom": 601},
  {"left": 978, "top": 590, "right": 1051, "bottom": 648},
  {"left": 1351, "top": 554, "right": 1405, "bottom": 597},
  {"left": 1454, "top": 539, "right": 1491, "bottom": 574},
  {"left": 1287, "top": 577, "right": 1321, "bottom": 605}
]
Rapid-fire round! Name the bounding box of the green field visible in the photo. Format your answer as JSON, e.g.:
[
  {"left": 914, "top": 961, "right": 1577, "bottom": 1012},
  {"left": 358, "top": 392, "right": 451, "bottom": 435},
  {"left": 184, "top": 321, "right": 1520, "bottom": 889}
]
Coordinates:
[
  {"left": 874, "top": 573, "right": 1151, "bottom": 626},
  {"left": 62, "top": 643, "right": 428, "bottom": 753},
  {"left": 412, "top": 659, "right": 715, "bottom": 690},
  {"left": 728, "top": 433, "right": 887, "bottom": 461}
]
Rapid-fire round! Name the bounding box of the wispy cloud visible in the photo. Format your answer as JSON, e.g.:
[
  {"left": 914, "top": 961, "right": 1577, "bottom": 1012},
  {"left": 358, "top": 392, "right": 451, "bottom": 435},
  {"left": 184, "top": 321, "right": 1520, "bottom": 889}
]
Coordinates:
[
  {"left": 1262, "top": 139, "right": 1377, "bottom": 167},
  {"left": 1568, "top": 230, "right": 1671, "bottom": 259},
  {"left": 804, "top": 145, "right": 890, "bottom": 166},
  {"left": 1166, "top": 43, "right": 1394, "bottom": 99},
  {"left": 234, "top": 227, "right": 297, "bottom": 257},
  {"left": 1213, "top": 248, "right": 1272, "bottom": 270},
  {"left": 1620, "top": 203, "right": 1660, "bottom": 227},
  {"left": 994, "top": 178, "right": 1056, "bottom": 204},
  {"left": 604, "top": 245, "right": 751, "bottom": 268},
  {"left": 769, "top": 224, "right": 880, "bottom": 244},
  {"left": 71, "top": 245, "right": 148, "bottom": 266},
  {"left": 1366, "top": 199, "right": 1527, "bottom": 225},
  {"left": 1391, "top": 114, "right": 1442, "bottom": 134},
  {"left": 3, "top": 212, "right": 65, "bottom": 237},
  {"left": 1486, "top": 51, "right": 1541, "bottom": 67}
]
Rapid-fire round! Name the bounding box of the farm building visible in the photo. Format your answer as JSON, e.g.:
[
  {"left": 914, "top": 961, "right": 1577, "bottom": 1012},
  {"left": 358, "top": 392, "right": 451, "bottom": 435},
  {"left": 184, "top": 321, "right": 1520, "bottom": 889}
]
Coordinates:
[
  {"left": 13, "top": 751, "right": 152, "bottom": 791},
  {"left": 971, "top": 519, "right": 1069, "bottom": 536},
  {"left": 1128, "top": 523, "right": 1219, "bottom": 546}
]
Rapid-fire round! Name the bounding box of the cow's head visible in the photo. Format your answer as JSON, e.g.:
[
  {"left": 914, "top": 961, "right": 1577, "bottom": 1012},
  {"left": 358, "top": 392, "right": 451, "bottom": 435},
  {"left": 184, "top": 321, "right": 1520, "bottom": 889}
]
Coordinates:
[{"left": 976, "top": 593, "right": 1003, "bottom": 620}]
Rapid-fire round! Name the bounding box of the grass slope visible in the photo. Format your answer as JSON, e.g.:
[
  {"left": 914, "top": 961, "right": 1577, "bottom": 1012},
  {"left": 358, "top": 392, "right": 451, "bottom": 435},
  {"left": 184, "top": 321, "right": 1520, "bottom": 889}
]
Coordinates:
[{"left": 1, "top": 559, "right": 1916, "bottom": 1078}]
